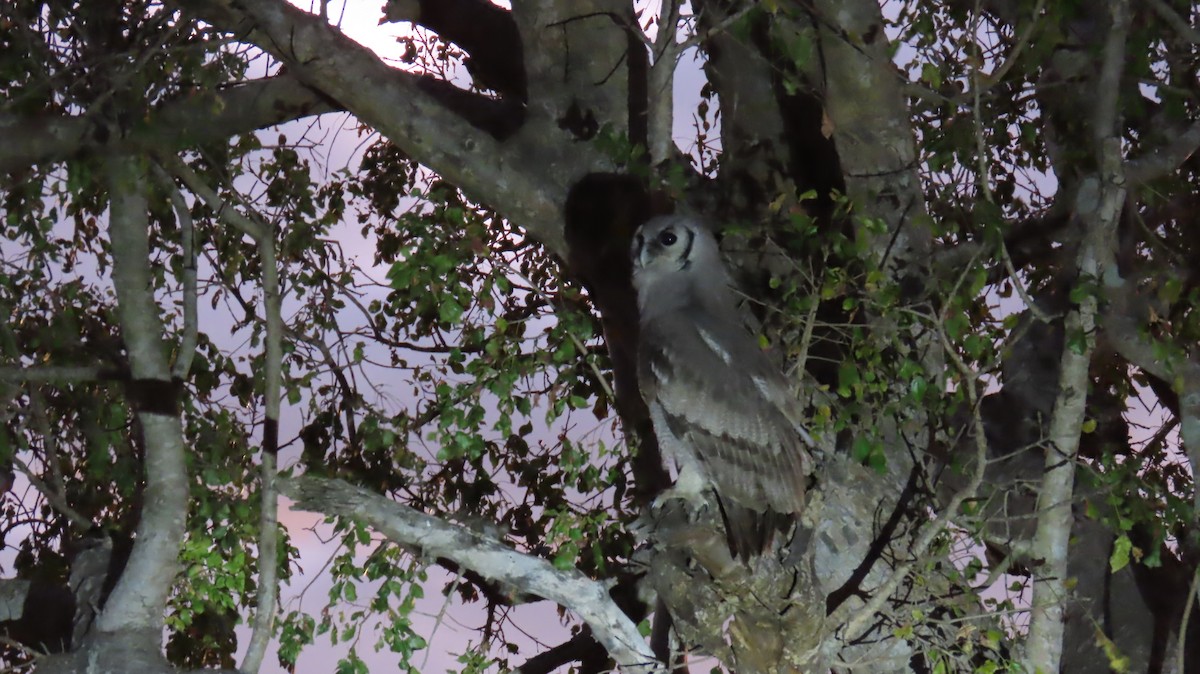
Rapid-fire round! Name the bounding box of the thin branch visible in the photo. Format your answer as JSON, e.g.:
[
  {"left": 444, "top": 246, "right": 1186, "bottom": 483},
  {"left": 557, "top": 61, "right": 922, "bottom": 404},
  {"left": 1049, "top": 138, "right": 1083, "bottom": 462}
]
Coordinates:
[
  {"left": 678, "top": 2, "right": 757, "bottom": 52},
  {"left": 281, "top": 476, "right": 662, "bottom": 673},
  {"left": 241, "top": 199, "right": 283, "bottom": 674},
  {"left": 162, "top": 152, "right": 281, "bottom": 673},
  {"left": 10, "top": 455, "right": 91, "bottom": 531},
  {"left": 154, "top": 165, "right": 200, "bottom": 380},
  {"left": 1179, "top": 565, "right": 1200, "bottom": 673},
  {"left": 976, "top": 0, "right": 1045, "bottom": 91},
  {"left": 161, "top": 155, "right": 268, "bottom": 241},
  {"left": 835, "top": 307, "right": 990, "bottom": 645},
  {"left": 27, "top": 390, "right": 78, "bottom": 523},
  {"left": 788, "top": 294, "right": 821, "bottom": 388},
  {"left": 498, "top": 261, "right": 616, "bottom": 402},
  {"left": 515, "top": 630, "right": 608, "bottom": 674},
  {"left": 998, "top": 239, "right": 1052, "bottom": 322}
]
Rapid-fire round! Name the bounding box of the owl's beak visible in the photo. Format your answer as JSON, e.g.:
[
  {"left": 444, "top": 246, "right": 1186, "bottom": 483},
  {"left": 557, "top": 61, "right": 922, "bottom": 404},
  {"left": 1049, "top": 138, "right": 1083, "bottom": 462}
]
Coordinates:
[{"left": 632, "top": 232, "right": 647, "bottom": 268}]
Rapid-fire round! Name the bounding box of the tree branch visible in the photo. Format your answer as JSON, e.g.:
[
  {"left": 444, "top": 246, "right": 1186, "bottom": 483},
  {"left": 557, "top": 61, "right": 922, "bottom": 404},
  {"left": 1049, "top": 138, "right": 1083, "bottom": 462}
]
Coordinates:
[
  {"left": 382, "top": 0, "right": 527, "bottom": 101},
  {"left": 153, "top": 167, "right": 199, "bottom": 381},
  {"left": 0, "top": 366, "right": 104, "bottom": 383},
  {"left": 179, "top": 0, "right": 595, "bottom": 254},
  {"left": 157, "top": 155, "right": 281, "bottom": 673},
  {"left": 280, "top": 475, "right": 662, "bottom": 673},
  {"left": 1146, "top": 0, "right": 1200, "bottom": 44},
  {"left": 1025, "top": 5, "right": 1129, "bottom": 668},
  {"left": 0, "top": 76, "right": 336, "bottom": 174},
  {"left": 1101, "top": 280, "right": 1200, "bottom": 511},
  {"left": 1125, "top": 117, "right": 1200, "bottom": 185},
  {"left": 515, "top": 630, "right": 608, "bottom": 674},
  {"left": 94, "top": 156, "right": 189, "bottom": 635},
  {"left": 241, "top": 199, "right": 282, "bottom": 674}
]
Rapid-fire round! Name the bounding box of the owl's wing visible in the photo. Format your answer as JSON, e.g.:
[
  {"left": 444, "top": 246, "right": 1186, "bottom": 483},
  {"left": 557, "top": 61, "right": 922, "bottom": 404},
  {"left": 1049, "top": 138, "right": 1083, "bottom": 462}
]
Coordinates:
[{"left": 638, "top": 312, "right": 811, "bottom": 517}]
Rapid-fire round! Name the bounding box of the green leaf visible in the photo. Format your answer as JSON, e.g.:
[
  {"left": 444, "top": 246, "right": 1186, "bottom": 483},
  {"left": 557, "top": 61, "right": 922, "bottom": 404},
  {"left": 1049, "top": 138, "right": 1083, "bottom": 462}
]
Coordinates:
[
  {"left": 1109, "top": 534, "right": 1132, "bottom": 573},
  {"left": 920, "top": 62, "right": 942, "bottom": 89},
  {"left": 838, "top": 362, "right": 861, "bottom": 397},
  {"left": 438, "top": 297, "right": 464, "bottom": 324}
]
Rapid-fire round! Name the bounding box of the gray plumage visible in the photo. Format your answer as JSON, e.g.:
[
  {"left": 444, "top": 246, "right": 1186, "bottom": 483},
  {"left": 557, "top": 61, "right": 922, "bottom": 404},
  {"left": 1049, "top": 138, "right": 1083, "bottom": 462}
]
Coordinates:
[{"left": 631, "top": 215, "right": 812, "bottom": 560}]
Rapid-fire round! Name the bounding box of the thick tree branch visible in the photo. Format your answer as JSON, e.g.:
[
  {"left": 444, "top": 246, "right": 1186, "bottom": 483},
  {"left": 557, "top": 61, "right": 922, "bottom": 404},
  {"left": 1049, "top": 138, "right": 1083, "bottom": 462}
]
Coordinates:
[
  {"left": 10, "top": 454, "right": 91, "bottom": 532},
  {"left": 1125, "top": 117, "right": 1200, "bottom": 185},
  {"left": 280, "top": 475, "right": 662, "bottom": 673},
  {"left": 815, "top": 0, "right": 931, "bottom": 267},
  {"left": 1102, "top": 282, "right": 1200, "bottom": 510},
  {"left": 515, "top": 630, "right": 608, "bottom": 674},
  {"left": 1146, "top": 0, "right": 1200, "bottom": 44},
  {"left": 0, "top": 76, "right": 335, "bottom": 174},
  {"left": 382, "top": 0, "right": 526, "bottom": 100},
  {"left": 180, "top": 0, "right": 599, "bottom": 254},
  {"left": 94, "top": 156, "right": 189, "bottom": 636}
]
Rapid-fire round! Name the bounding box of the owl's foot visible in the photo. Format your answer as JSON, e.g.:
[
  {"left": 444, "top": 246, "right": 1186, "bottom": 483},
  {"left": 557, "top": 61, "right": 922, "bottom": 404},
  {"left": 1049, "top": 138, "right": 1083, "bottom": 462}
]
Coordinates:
[
  {"left": 650, "top": 486, "right": 709, "bottom": 519},
  {"left": 631, "top": 489, "right": 711, "bottom": 547}
]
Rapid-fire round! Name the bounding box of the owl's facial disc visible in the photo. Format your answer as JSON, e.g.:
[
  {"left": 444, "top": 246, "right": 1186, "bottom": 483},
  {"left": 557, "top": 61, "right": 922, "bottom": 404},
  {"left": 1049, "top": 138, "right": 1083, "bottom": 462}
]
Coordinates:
[{"left": 636, "top": 224, "right": 693, "bottom": 270}]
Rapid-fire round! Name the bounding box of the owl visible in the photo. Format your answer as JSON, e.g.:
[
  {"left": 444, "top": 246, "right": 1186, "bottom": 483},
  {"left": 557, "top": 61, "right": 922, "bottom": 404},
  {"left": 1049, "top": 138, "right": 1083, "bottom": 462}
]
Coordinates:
[{"left": 631, "top": 215, "right": 812, "bottom": 560}]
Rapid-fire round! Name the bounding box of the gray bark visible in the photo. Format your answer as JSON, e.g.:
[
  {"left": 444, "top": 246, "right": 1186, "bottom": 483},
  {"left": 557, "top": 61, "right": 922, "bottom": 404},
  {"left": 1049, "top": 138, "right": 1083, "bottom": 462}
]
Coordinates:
[{"left": 94, "top": 156, "right": 189, "bottom": 636}]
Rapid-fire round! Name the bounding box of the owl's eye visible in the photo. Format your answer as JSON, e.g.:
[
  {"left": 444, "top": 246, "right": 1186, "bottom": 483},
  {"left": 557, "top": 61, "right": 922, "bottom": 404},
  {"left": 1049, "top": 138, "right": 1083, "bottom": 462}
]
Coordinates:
[{"left": 657, "top": 230, "right": 678, "bottom": 246}]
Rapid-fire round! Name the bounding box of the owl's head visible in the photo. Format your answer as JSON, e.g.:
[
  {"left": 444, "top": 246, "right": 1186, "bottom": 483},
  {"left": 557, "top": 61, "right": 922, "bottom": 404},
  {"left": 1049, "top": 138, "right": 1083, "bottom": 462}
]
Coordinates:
[
  {"left": 631, "top": 215, "right": 721, "bottom": 273},
  {"left": 630, "top": 215, "right": 731, "bottom": 309}
]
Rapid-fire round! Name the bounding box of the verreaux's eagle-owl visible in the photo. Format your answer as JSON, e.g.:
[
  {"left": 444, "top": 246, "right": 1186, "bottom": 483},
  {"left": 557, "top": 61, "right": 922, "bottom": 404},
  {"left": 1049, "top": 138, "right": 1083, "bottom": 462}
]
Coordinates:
[{"left": 631, "top": 215, "right": 813, "bottom": 560}]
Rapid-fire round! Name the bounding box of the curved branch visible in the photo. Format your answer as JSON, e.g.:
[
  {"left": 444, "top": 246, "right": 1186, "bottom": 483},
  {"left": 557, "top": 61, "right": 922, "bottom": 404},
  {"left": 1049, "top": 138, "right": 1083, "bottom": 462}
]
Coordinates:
[{"left": 280, "top": 475, "right": 662, "bottom": 673}]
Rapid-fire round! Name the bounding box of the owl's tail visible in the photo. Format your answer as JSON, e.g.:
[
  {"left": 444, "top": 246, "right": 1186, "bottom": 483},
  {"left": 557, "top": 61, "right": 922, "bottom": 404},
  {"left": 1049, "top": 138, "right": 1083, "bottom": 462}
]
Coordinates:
[{"left": 715, "top": 497, "right": 795, "bottom": 562}]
